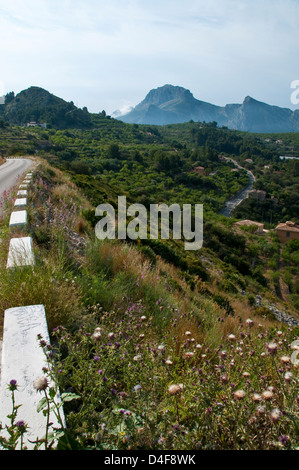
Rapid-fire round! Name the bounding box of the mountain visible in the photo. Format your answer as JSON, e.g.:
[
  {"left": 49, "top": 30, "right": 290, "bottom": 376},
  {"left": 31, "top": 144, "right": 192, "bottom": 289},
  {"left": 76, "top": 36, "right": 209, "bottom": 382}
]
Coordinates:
[
  {"left": 0, "top": 86, "right": 92, "bottom": 129},
  {"left": 118, "top": 84, "right": 299, "bottom": 132}
]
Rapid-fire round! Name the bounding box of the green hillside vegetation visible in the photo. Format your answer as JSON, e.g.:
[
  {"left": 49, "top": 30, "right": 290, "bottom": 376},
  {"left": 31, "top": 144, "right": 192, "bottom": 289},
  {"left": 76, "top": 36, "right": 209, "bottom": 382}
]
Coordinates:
[
  {"left": 0, "top": 87, "right": 92, "bottom": 129},
  {"left": 0, "top": 160, "right": 298, "bottom": 450},
  {"left": 0, "top": 116, "right": 298, "bottom": 449}
]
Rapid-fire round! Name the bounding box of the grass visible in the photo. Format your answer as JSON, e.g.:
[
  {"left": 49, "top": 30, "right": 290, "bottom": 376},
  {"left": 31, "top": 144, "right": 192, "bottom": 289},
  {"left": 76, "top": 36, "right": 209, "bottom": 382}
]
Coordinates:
[
  {"left": 0, "top": 158, "right": 298, "bottom": 450},
  {"left": 4, "top": 307, "right": 298, "bottom": 450}
]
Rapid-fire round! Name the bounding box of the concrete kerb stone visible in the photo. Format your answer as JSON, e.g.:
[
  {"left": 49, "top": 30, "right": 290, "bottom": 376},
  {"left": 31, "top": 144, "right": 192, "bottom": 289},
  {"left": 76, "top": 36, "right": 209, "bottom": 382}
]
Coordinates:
[
  {"left": 17, "top": 190, "right": 27, "bottom": 198},
  {"left": 14, "top": 198, "right": 27, "bottom": 209},
  {"left": 1, "top": 168, "right": 66, "bottom": 449},
  {"left": 0, "top": 305, "right": 66, "bottom": 449},
  {"left": 9, "top": 210, "right": 27, "bottom": 230},
  {"left": 6, "top": 237, "right": 35, "bottom": 268}
]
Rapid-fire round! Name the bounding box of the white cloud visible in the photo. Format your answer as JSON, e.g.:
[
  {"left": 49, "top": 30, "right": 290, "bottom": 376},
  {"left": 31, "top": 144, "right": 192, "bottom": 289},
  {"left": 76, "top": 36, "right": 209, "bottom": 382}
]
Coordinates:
[{"left": 0, "top": 0, "right": 298, "bottom": 113}]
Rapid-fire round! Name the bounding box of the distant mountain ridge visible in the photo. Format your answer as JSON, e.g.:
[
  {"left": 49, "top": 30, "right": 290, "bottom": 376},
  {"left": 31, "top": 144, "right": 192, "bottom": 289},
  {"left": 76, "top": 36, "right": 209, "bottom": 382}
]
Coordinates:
[{"left": 117, "top": 84, "right": 299, "bottom": 133}]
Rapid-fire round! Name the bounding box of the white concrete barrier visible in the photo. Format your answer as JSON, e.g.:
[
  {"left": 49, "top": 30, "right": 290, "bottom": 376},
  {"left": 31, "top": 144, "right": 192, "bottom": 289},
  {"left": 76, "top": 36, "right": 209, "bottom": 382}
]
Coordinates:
[
  {"left": 14, "top": 198, "right": 27, "bottom": 209},
  {"left": 9, "top": 210, "right": 27, "bottom": 230},
  {"left": 17, "top": 190, "right": 27, "bottom": 198},
  {"left": 0, "top": 305, "right": 65, "bottom": 449},
  {"left": 7, "top": 237, "right": 35, "bottom": 268}
]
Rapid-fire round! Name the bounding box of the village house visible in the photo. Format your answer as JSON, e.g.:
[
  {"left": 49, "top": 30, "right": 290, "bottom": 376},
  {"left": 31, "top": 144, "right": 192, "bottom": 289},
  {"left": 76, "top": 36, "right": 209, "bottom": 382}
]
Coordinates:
[
  {"left": 276, "top": 221, "right": 299, "bottom": 243},
  {"left": 234, "top": 220, "right": 264, "bottom": 234},
  {"left": 193, "top": 166, "right": 205, "bottom": 176},
  {"left": 27, "top": 122, "right": 47, "bottom": 128}
]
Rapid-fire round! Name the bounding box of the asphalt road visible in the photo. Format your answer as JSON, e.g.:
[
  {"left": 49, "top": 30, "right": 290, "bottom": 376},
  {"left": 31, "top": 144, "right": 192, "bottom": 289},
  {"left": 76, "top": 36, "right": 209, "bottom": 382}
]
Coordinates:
[
  {"left": 0, "top": 158, "right": 34, "bottom": 217},
  {"left": 219, "top": 157, "right": 256, "bottom": 218}
]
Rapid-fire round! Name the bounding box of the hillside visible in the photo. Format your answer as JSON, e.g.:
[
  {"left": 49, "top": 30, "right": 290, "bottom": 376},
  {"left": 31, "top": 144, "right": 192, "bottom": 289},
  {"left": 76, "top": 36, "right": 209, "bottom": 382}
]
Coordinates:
[
  {"left": 0, "top": 87, "right": 92, "bottom": 129},
  {"left": 0, "top": 114, "right": 299, "bottom": 449},
  {"left": 118, "top": 84, "right": 299, "bottom": 132},
  {"left": 1, "top": 85, "right": 299, "bottom": 134},
  {"left": 0, "top": 154, "right": 298, "bottom": 450}
]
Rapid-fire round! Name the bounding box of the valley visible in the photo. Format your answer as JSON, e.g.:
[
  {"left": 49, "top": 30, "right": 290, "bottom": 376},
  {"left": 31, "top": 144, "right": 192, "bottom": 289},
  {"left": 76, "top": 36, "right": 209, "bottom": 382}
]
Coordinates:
[{"left": 0, "top": 88, "right": 298, "bottom": 451}]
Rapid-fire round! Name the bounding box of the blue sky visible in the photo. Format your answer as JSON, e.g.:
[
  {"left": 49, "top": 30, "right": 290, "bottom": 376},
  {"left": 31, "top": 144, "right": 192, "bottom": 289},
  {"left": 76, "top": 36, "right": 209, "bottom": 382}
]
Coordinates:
[{"left": 0, "top": 0, "right": 298, "bottom": 114}]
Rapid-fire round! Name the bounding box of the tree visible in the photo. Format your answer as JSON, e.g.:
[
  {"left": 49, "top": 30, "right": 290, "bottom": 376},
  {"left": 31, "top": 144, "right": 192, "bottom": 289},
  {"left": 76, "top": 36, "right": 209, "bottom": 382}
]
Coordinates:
[
  {"left": 5, "top": 91, "right": 15, "bottom": 104},
  {"left": 107, "top": 143, "right": 120, "bottom": 159}
]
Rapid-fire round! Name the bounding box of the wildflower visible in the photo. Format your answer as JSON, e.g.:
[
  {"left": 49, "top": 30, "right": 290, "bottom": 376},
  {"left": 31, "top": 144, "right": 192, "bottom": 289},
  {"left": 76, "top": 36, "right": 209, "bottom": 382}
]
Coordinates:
[
  {"left": 140, "top": 316, "right": 147, "bottom": 321},
  {"left": 185, "top": 331, "right": 192, "bottom": 336},
  {"left": 184, "top": 352, "right": 194, "bottom": 359},
  {"left": 165, "top": 358, "right": 173, "bottom": 365},
  {"left": 246, "top": 319, "right": 254, "bottom": 328},
  {"left": 256, "top": 405, "right": 266, "bottom": 415},
  {"left": 279, "top": 435, "right": 290, "bottom": 447},
  {"left": 252, "top": 393, "right": 262, "bottom": 402},
  {"left": 92, "top": 328, "right": 102, "bottom": 342},
  {"left": 280, "top": 355, "right": 291, "bottom": 364},
  {"left": 220, "top": 374, "right": 228, "bottom": 383},
  {"left": 284, "top": 372, "right": 293, "bottom": 382},
  {"left": 133, "top": 385, "right": 142, "bottom": 392},
  {"left": 242, "top": 371, "right": 250, "bottom": 378},
  {"left": 16, "top": 420, "right": 27, "bottom": 433},
  {"left": 233, "top": 390, "right": 246, "bottom": 400},
  {"left": 107, "top": 332, "right": 115, "bottom": 340},
  {"left": 228, "top": 334, "right": 236, "bottom": 341},
  {"left": 196, "top": 344, "right": 202, "bottom": 349},
  {"left": 33, "top": 376, "right": 48, "bottom": 392},
  {"left": 133, "top": 355, "right": 141, "bottom": 361},
  {"left": 168, "top": 384, "right": 183, "bottom": 395},
  {"left": 266, "top": 342, "right": 278, "bottom": 355},
  {"left": 8, "top": 380, "right": 18, "bottom": 391},
  {"left": 262, "top": 390, "right": 274, "bottom": 401},
  {"left": 270, "top": 408, "right": 281, "bottom": 422}
]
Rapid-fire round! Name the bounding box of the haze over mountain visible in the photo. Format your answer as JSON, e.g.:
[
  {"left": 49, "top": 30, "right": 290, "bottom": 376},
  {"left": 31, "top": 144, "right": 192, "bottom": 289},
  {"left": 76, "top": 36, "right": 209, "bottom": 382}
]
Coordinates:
[{"left": 117, "top": 84, "right": 299, "bottom": 133}]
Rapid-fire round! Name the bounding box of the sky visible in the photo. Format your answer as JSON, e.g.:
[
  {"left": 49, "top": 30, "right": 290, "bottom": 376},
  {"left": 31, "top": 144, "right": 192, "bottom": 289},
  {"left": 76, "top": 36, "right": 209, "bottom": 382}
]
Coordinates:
[{"left": 0, "top": 0, "right": 298, "bottom": 115}]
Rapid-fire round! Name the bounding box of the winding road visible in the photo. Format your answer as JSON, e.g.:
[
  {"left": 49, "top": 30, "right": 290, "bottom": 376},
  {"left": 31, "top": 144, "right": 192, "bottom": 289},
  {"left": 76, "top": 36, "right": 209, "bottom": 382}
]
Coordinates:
[
  {"left": 219, "top": 157, "right": 256, "bottom": 218},
  {"left": 0, "top": 158, "right": 34, "bottom": 217}
]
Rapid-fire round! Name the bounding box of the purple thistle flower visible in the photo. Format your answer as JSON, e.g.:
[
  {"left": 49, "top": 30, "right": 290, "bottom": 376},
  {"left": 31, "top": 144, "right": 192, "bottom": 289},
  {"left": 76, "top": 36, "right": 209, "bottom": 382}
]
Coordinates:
[{"left": 279, "top": 435, "right": 290, "bottom": 446}]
